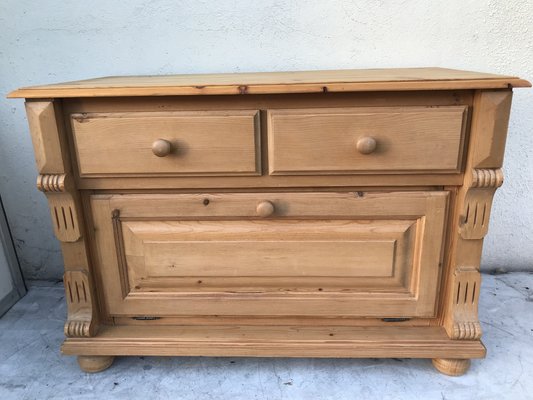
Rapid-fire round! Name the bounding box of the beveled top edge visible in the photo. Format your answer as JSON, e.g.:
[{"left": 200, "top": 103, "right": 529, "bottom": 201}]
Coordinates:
[{"left": 7, "top": 67, "right": 531, "bottom": 98}]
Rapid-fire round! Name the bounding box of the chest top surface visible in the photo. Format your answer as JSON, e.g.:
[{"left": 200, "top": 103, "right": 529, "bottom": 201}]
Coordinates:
[{"left": 8, "top": 67, "right": 530, "bottom": 98}]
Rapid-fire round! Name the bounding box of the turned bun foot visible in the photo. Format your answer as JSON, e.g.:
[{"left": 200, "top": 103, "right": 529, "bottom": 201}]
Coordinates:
[
  {"left": 77, "top": 355, "right": 114, "bottom": 373},
  {"left": 432, "top": 358, "right": 471, "bottom": 376}
]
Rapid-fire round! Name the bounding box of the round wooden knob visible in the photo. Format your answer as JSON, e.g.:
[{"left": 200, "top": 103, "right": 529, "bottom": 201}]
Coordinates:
[
  {"left": 256, "top": 201, "right": 275, "bottom": 217},
  {"left": 152, "top": 139, "right": 172, "bottom": 157},
  {"left": 356, "top": 136, "right": 377, "bottom": 155}
]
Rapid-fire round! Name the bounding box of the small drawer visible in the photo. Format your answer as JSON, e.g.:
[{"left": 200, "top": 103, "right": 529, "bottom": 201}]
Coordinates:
[
  {"left": 70, "top": 110, "right": 260, "bottom": 177},
  {"left": 267, "top": 106, "right": 467, "bottom": 175}
]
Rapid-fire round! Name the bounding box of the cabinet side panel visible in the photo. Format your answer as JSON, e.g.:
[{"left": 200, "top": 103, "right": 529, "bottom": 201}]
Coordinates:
[
  {"left": 441, "top": 90, "right": 512, "bottom": 340},
  {"left": 25, "top": 100, "right": 100, "bottom": 337}
]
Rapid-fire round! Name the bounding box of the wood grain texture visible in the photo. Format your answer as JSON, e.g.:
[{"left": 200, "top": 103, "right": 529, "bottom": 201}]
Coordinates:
[
  {"left": 440, "top": 90, "right": 513, "bottom": 341},
  {"left": 76, "top": 174, "right": 464, "bottom": 190},
  {"left": 36, "top": 173, "right": 81, "bottom": 242},
  {"left": 8, "top": 68, "right": 530, "bottom": 98},
  {"left": 445, "top": 266, "right": 482, "bottom": 340},
  {"left": 65, "top": 90, "right": 471, "bottom": 190},
  {"left": 62, "top": 89, "right": 474, "bottom": 113},
  {"left": 460, "top": 168, "right": 504, "bottom": 240},
  {"left": 467, "top": 91, "right": 513, "bottom": 168},
  {"left": 268, "top": 106, "right": 467, "bottom": 174},
  {"left": 13, "top": 69, "right": 525, "bottom": 373},
  {"left": 113, "top": 315, "right": 434, "bottom": 327},
  {"left": 121, "top": 219, "right": 413, "bottom": 285},
  {"left": 71, "top": 110, "right": 261, "bottom": 177},
  {"left": 25, "top": 101, "right": 68, "bottom": 174},
  {"left": 77, "top": 355, "right": 114, "bottom": 373},
  {"left": 432, "top": 358, "right": 471, "bottom": 376},
  {"left": 90, "top": 191, "right": 447, "bottom": 318},
  {"left": 61, "top": 325, "right": 486, "bottom": 359},
  {"left": 24, "top": 100, "right": 101, "bottom": 338},
  {"left": 43, "top": 192, "right": 81, "bottom": 242},
  {"left": 63, "top": 270, "right": 98, "bottom": 337}
]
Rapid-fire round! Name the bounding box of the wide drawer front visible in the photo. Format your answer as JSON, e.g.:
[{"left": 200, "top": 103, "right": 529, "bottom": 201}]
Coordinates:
[
  {"left": 71, "top": 110, "right": 260, "bottom": 177},
  {"left": 268, "top": 106, "right": 467, "bottom": 175},
  {"left": 90, "top": 191, "right": 448, "bottom": 318}
]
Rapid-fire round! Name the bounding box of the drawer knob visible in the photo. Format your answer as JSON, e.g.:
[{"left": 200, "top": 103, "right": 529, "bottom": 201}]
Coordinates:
[
  {"left": 256, "top": 201, "right": 275, "bottom": 217},
  {"left": 356, "top": 136, "right": 377, "bottom": 155},
  {"left": 152, "top": 139, "right": 172, "bottom": 157}
]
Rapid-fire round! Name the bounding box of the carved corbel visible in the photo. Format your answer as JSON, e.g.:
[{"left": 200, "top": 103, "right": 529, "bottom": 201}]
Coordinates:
[
  {"left": 37, "top": 174, "right": 98, "bottom": 336},
  {"left": 37, "top": 174, "right": 81, "bottom": 242},
  {"left": 63, "top": 270, "right": 98, "bottom": 337},
  {"left": 459, "top": 168, "right": 504, "bottom": 240},
  {"left": 445, "top": 266, "right": 482, "bottom": 339},
  {"left": 441, "top": 90, "right": 512, "bottom": 344},
  {"left": 27, "top": 101, "right": 100, "bottom": 337},
  {"left": 444, "top": 168, "right": 503, "bottom": 339}
]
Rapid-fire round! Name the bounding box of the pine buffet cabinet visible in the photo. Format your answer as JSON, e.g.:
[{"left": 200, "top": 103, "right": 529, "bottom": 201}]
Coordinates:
[{"left": 9, "top": 68, "right": 530, "bottom": 375}]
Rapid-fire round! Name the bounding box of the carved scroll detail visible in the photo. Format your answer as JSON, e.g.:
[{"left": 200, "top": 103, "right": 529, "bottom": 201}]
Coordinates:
[
  {"left": 460, "top": 168, "right": 503, "bottom": 240},
  {"left": 442, "top": 91, "right": 512, "bottom": 345},
  {"left": 470, "top": 168, "right": 504, "bottom": 188},
  {"left": 37, "top": 174, "right": 81, "bottom": 242},
  {"left": 63, "top": 270, "right": 97, "bottom": 337},
  {"left": 26, "top": 102, "right": 102, "bottom": 333},
  {"left": 453, "top": 321, "right": 482, "bottom": 340},
  {"left": 65, "top": 321, "right": 91, "bottom": 337},
  {"left": 444, "top": 266, "right": 482, "bottom": 340},
  {"left": 37, "top": 174, "right": 67, "bottom": 192}
]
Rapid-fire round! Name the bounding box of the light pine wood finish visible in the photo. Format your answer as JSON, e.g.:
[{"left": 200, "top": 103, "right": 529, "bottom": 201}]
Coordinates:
[
  {"left": 89, "top": 191, "right": 447, "bottom": 318},
  {"left": 64, "top": 90, "right": 473, "bottom": 190},
  {"left": 432, "top": 358, "right": 471, "bottom": 376},
  {"left": 440, "top": 91, "right": 513, "bottom": 341},
  {"left": 77, "top": 355, "right": 114, "bottom": 373},
  {"left": 11, "top": 69, "right": 529, "bottom": 375},
  {"left": 62, "top": 325, "right": 486, "bottom": 359},
  {"left": 267, "top": 106, "right": 467, "bottom": 174},
  {"left": 71, "top": 110, "right": 261, "bottom": 177},
  {"left": 25, "top": 101, "right": 101, "bottom": 337},
  {"left": 25, "top": 101, "right": 70, "bottom": 174},
  {"left": 8, "top": 68, "right": 530, "bottom": 98}
]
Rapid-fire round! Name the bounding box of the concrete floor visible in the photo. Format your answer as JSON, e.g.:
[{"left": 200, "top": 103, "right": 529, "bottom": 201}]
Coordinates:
[{"left": 0, "top": 273, "right": 532, "bottom": 400}]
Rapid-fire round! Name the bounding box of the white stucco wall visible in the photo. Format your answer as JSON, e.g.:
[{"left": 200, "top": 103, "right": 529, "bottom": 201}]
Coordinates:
[{"left": 0, "top": 0, "right": 532, "bottom": 280}]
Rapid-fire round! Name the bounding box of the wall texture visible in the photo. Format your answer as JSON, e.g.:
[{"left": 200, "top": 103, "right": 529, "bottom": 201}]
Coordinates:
[{"left": 0, "top": 0, "right": 532, "bottom": 280}]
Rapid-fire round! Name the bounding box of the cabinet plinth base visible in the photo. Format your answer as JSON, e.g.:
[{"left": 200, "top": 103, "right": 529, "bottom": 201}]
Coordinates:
[
  {"left": 63, "top": 325, "right": 486, "bottom": 363},
  {"left": 432, "top": 358, "right": 471, "bottom": 376},
  {"left": 77, "top": 355, "right": 114, "bottom": 373}
]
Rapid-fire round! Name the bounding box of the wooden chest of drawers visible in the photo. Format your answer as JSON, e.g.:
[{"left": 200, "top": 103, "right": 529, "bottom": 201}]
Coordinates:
[{"left": 9, "top": 68, "right": 530, "bottom": 375}]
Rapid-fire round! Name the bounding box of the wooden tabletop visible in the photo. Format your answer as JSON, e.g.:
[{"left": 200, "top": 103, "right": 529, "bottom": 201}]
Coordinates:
[{"left": 8, "top": 68, "right": 530, "bottom": 98}]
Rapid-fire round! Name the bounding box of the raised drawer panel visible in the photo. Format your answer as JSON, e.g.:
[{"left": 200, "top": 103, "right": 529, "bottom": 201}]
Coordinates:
[
  {"left": 71, "top": 110, "right": 260, "bottom": 177},
  {"left": 90, "top": 191, "right": 448, "bottom": 318},
  {"left": 268, "top": 106, "right": 467, "bottom": 175},
  {"left": 123, "top": 219, "right": 414, "bottom": 283}
]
